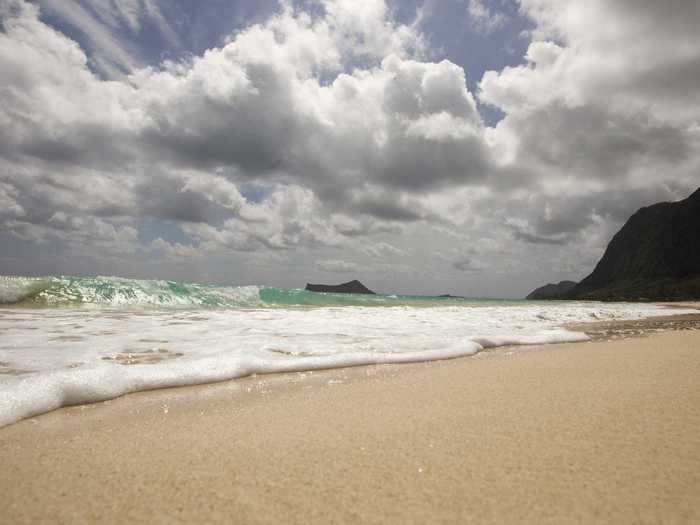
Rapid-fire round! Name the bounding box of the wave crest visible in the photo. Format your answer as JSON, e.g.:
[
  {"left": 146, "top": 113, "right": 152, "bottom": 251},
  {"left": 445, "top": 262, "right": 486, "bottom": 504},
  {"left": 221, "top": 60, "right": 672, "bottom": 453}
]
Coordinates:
[
  {"left": 0, "top": 275, "right": 263, "bottom": 308},
  {"left": 0, "top": 275, "right": 484, "bottom": 309},
  {"left": 0, "top": 276, "right": 53, "bottom": 304}
]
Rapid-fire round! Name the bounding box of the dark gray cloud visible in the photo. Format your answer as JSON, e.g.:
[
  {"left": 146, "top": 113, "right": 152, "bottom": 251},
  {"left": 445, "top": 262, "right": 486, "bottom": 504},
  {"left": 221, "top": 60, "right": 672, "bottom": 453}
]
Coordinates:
[
  {"left": 496, "top": 104, "right": 694, "bottom": 183},
  {"left": 452, "top": 257, "right": 485, "bottom": 272},
  {"left": 510, "top": 229, "right": 567, "bottom": 246}
]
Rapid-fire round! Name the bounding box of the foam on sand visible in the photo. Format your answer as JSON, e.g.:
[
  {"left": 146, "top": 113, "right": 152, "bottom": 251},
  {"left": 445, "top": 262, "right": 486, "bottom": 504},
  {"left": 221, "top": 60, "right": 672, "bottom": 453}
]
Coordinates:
[{"left": 1, "top": 301, "right": 694, "bottom": 427}]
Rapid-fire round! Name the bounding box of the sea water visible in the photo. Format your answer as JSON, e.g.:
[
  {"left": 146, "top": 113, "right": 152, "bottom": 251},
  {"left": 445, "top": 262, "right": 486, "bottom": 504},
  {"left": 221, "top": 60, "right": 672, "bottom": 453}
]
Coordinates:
[{"left": 0, "top": 275, "right": 693, "bottom": 427}]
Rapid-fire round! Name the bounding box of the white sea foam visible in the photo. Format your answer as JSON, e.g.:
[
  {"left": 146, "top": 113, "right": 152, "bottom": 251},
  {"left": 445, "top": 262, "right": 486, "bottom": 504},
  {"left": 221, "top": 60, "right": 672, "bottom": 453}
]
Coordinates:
[
  {"left": 0, "top": 302, "right": 693, "bottom": 427},
  {"left": 0, "top": 275, "right": 265, "bottom": 308},
  {"left": 0, "top": 276, "right": 49, "bottom": 304}
]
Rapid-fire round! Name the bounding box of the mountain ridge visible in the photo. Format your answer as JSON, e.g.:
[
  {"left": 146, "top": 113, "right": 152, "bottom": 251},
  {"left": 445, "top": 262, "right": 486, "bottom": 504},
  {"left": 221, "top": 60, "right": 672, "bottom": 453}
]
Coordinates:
[
  {"left": 525, "top": 188, "right": 700, "bottom": 301},
  {"left": 570, "top": 188, "right": 700, "bottom": 300},
  {"left": 526, "top": 280, "right": 577, "bottom": 300}
]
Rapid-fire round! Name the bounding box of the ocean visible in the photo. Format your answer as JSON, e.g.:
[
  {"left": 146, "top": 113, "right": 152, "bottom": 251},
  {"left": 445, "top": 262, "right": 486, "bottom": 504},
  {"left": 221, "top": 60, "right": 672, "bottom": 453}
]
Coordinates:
[{"left": 0, "top": 274, "right": 693, "bottom": 427}]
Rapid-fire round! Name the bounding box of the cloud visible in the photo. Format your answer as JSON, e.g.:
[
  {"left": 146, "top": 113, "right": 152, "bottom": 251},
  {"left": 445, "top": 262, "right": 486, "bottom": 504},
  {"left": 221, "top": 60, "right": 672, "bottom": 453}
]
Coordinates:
[
  {"left": 38, "top": 0, "right": 141, "bottom": 76},
  {"left": 362, "top": 241, "right": 404, "bottom": 258},
  {"left": 150, "top": 238, "right": 202, "bottom": 259},
  {"left": 178, "top": 184, "right": 350, "bottom": 252},
  {"left": 82, "top": 0, "right": 181, "bottom": 48},
  {"left": 452, "top": 257, "right": 485, "bottom": 272},
  {"left": 510, "top": 229, "right": 567, "bottom": 246},
  {"left": 466, "top": 0, "right": 507, "bottom": 34},
  {"left": 315, "top": 259, "right": 360, "bottom": 273},
  {"left": 477, "top": 0, "right": 700, "bottom": 243},
  {"left": 0, "top": 0, "right": 699, "bottom": 296},
  {"left": 37, "top": 0, "right": 181, "bottom": 77},
  {"left": 0, "top": 0, "right": 492, "bottom": 249}
]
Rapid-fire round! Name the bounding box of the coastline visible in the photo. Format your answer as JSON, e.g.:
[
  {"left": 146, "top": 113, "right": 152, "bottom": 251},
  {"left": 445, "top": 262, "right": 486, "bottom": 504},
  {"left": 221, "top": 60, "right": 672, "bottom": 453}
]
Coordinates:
[{"left": 2, "top": 312, "right": 700, "bottom": 523}]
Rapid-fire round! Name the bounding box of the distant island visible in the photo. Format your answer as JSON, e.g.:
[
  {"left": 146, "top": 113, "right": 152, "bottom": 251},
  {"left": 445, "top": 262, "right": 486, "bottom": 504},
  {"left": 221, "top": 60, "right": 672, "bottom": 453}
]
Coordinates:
[
  {"left": 305, "top": 280, "right": 376, "bottom": 295},
  {"left": 527, "top": 187, "right": 700, "bottom": 301}
]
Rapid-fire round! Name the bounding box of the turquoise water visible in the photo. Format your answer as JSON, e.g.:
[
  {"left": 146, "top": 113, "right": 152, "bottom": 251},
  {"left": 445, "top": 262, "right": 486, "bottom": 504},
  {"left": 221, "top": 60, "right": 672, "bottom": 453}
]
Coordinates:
[{"left": 0, "top": 275, "right": 516, "bottom": 309}]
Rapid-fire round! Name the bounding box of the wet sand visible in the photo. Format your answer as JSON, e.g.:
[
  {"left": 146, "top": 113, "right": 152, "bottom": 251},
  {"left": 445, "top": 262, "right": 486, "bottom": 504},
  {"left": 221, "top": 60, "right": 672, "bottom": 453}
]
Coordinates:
[{"left": 1, "top": 320, "right": 700, "bottom": 523}]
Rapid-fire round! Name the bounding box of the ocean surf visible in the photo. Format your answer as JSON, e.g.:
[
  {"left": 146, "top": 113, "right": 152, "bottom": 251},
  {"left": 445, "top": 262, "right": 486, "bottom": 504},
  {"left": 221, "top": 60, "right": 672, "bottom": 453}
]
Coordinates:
[{"left": 0, "top": 275, "right": 694, "bottom": 427}]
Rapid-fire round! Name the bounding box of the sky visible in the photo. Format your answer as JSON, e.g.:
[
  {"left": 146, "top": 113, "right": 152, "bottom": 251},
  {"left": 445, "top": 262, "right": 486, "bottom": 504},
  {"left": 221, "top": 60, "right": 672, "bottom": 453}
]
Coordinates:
[{"left": 0, "top": 0, "right": 698, "bottom": 298}]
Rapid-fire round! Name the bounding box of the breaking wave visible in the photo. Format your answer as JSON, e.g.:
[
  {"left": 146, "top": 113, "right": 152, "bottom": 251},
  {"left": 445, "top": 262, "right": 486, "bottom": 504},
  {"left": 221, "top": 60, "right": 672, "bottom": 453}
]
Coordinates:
[
  {"left": 1, "top": 274, "right": 695, "bottom": 428},
  {"left": 0, "top": 275, "right": 488, "bottom": 309}
]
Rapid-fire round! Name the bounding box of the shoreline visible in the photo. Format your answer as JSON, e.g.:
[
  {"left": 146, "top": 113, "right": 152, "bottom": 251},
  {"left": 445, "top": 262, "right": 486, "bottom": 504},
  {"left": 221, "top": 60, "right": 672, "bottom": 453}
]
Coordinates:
[
  {"left": 1, "top": 306, "right": 698, "bottom": 429},
  {"left": 2, "top": 312, "right": 700, "bottom": 523}
]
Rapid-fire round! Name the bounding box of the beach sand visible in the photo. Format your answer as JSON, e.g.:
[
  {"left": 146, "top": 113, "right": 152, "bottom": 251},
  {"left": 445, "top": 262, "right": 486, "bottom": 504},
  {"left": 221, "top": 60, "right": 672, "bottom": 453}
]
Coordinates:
[{"left": 1, "top": 323, "right": 700, "bottom": 523}]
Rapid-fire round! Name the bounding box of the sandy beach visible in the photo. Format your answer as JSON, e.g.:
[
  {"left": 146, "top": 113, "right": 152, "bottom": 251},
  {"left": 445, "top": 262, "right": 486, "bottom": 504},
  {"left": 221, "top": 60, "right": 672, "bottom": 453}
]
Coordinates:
[
  {"left": 2, "top": 321, "right": 700, "bottom": 524},
  {"left": 3, "top": 0, "right": 700, "bottom": 522}
]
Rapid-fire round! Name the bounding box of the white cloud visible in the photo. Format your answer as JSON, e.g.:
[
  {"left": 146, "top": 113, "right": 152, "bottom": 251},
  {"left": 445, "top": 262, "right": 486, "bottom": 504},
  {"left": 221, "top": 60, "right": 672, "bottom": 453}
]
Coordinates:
[
  {"left": 362, "top": 241, "right": 404, "bottom": 258},
  {"left": 466, "top": 0, "right": 506, "bottom": 34},
  {"left": 0, "top": 0, "right": 491, "bottom": 249},
  {"left": 37, "top": 0, "right": 181, "bottom": 77},
  {"left": 150, "top": 238, "right": 202, "bottom": 259},
  {"left": 179, "top": 185, "right": 347, "bottom": 252},
  {"left": 315, "top": 259, "right": 361, "bottom": 273},
  {"left": 93, "top": 0, "right": 180, "bottom": 48},
  {"left": 477, "top": 0, "right": 700, "bottom": 245},
  {"left": 482, "top": 0, "right": 700, "bottom": 122},
  {"left": 38, "top": 0, "right": 141, "bottom": 76}
]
